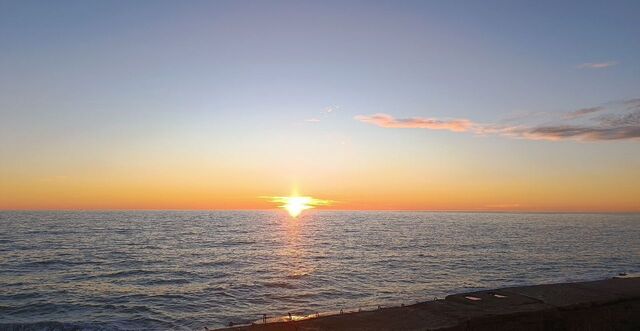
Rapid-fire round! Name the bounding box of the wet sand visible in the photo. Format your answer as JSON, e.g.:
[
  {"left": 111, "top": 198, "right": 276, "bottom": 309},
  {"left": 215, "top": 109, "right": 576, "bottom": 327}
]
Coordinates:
[{"left": 214, "top": 276, "right": 640, "bottom": 330}]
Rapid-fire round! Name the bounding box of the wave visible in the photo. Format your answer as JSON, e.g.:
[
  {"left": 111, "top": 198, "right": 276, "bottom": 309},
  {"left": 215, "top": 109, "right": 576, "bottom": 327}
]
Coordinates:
[
  {"left": 286, "top": 272, "right": 310, "bottom": 279},
  {"left": 0, "top": 321, "right": 104, "bottom": 331},
  {"left": 144, "top": 278, "right": 191, "bottom": 285},
  {"left": 20, "top": 260, "right": 89, "bottom": 268},
  {"left": 192, "top": 260, "right": 234, "bottom": 268},
  {"left": 0, "top": 317, "right": 179, "bottom": 331},
  {"left": 261, "top": 281, "right": 297, "bottom": 289}
]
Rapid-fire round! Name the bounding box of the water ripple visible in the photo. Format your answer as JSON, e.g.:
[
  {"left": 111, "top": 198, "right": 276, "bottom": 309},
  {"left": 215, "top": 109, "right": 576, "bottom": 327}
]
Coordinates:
[{"left": 0, "top": 211, "right": 638, "bottom": 330}]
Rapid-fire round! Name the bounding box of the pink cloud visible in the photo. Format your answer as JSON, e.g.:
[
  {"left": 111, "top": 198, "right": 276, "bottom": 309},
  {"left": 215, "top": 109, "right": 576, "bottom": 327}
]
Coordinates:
[
  {"left": 354, "top": 113, "right": 474, "bottom": 132},
  {"left": 354, "top": 99, "right": 640, "bottom": 142}
]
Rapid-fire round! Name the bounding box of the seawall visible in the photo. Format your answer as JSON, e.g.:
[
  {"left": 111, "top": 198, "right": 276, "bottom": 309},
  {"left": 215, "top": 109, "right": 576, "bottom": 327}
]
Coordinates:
[{"left": 214, "top": 276, "right": 640, "bottom": 330}]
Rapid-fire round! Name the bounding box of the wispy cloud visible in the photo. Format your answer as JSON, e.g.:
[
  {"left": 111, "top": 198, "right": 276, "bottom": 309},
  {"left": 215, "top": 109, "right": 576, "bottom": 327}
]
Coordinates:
[
  {"left": 354, "top": 113, "right": 473, "bottom": 132},
  {"left": 498, "top": 111, "right": 549, "bottom": 123},
  {"left": 303, "top": 105, "right": 340, "bottom": 123},
  {"left": 597, "top": 109, "right": 640, "bottom": 127},
  {"left": 577, "top": 61, "right": 617, "bottom": 69},
  {"left": 563, "top": 107, "right": 604, "bottom": 119},
  {"left": 265, "top": 196, "right": 333, "bottom": 207},
  {"left": 507, "top": 122, "right": 640, "bottom": 141},
  {"left": 623, "top": 98, "right": 640, "bottom": 110},
  {"left": 355, "top": 98, "right": 640, "bottom": 142},
  {"left": 324, "top": 106, "right": 339, "bottom": 113}
]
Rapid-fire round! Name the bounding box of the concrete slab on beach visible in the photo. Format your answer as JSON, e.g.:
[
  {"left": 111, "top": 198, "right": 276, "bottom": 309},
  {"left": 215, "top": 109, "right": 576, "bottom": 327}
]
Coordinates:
[{"left": 215, "top": 277, "right": 640, "bottom": 330}]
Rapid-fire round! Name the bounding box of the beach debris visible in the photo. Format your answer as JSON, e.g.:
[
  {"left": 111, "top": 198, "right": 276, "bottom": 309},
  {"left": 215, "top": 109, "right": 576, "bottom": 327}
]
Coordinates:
[{"left": 465, "top": 296, "right": 482, "bottom": 301}]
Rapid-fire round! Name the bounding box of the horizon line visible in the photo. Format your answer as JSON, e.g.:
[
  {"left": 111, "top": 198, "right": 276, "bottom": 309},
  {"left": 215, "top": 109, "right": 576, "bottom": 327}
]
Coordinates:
[{"left": 1, "top": 208, "right": 639, "bottom": 215}]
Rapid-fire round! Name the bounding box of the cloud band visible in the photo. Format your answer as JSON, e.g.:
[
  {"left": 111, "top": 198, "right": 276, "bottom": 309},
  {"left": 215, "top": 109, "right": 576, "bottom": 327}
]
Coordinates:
[{"left": 355, "top": 99, "right": 640, "bottom": 142}]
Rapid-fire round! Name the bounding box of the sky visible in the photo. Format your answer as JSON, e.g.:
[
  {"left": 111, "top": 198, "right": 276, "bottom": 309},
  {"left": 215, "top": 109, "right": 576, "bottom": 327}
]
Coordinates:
[{"left": 1, "top": 0, "right": 639, "bottom": 212}]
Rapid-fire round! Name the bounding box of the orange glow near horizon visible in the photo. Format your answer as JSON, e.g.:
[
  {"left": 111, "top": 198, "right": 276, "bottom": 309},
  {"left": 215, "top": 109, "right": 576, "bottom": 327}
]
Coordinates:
[
  {"left": 1, "top": 159, "right": 639, "bottom": 212},
  {"left": 2, "top": 2, "right": 640, "bottom": 215}
]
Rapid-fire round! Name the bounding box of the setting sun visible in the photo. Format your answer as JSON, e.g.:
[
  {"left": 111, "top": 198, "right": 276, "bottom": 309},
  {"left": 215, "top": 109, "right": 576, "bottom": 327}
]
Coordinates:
[
  {"left": 268, "top": 196, "right": 332, "bottom": 217},
  {"left": 283, "top": 197, "right": 312, "bottom": 217},
  {"left": 2, "top": 2, "right": 640, "bottom": 330}
]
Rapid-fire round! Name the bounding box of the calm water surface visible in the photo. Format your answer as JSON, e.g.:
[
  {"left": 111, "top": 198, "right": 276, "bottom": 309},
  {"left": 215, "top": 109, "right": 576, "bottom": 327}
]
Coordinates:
[{"left": 1, "top": 211, "right": 639, "bottom": 330}]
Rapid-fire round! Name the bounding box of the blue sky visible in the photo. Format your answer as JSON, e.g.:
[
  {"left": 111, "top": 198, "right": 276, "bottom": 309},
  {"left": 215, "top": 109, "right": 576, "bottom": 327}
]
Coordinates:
[
  {"left": 3, "top": 0, "right": 639, "bottom": 123},
  {"left": 1, "top": 0, "right": 639, "bottom": 211}
]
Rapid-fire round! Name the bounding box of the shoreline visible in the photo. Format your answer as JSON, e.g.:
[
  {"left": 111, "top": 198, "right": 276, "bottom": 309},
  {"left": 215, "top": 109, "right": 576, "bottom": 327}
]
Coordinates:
[{"left": 214, "top": 276, "right": 640, "bottom": 330}]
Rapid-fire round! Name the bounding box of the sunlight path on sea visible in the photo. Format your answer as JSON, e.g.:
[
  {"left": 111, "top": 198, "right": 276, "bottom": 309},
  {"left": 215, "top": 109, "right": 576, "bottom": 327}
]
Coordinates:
[{"left": 1, "top": 211, "right": 638, "bottom": 329}]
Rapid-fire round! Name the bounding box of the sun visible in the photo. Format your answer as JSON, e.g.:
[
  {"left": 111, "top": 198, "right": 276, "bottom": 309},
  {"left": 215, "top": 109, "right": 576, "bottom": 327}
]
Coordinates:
[
  {"left": 267, "top": 195, "right": 332, "bottom": 217},
  {"left": 283, "top": 196, "right": 313, "bottom": 217}
]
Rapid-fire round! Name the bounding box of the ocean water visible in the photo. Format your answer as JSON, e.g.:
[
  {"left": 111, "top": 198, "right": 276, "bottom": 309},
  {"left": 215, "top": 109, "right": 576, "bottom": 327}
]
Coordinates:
[{"left": 1, "top": 211, "right": 639, "bottom": 330}]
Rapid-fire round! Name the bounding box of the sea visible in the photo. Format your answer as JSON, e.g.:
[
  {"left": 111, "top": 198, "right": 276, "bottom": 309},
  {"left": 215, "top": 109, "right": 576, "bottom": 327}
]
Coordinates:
[{"left": 1, "top": 211, "right": 639, "bottom": 330}]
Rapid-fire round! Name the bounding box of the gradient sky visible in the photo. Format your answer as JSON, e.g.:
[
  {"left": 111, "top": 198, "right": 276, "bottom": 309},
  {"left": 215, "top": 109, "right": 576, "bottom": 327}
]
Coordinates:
[{"left": 1, "top": 0, "right": 639, "bottom": 211}]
